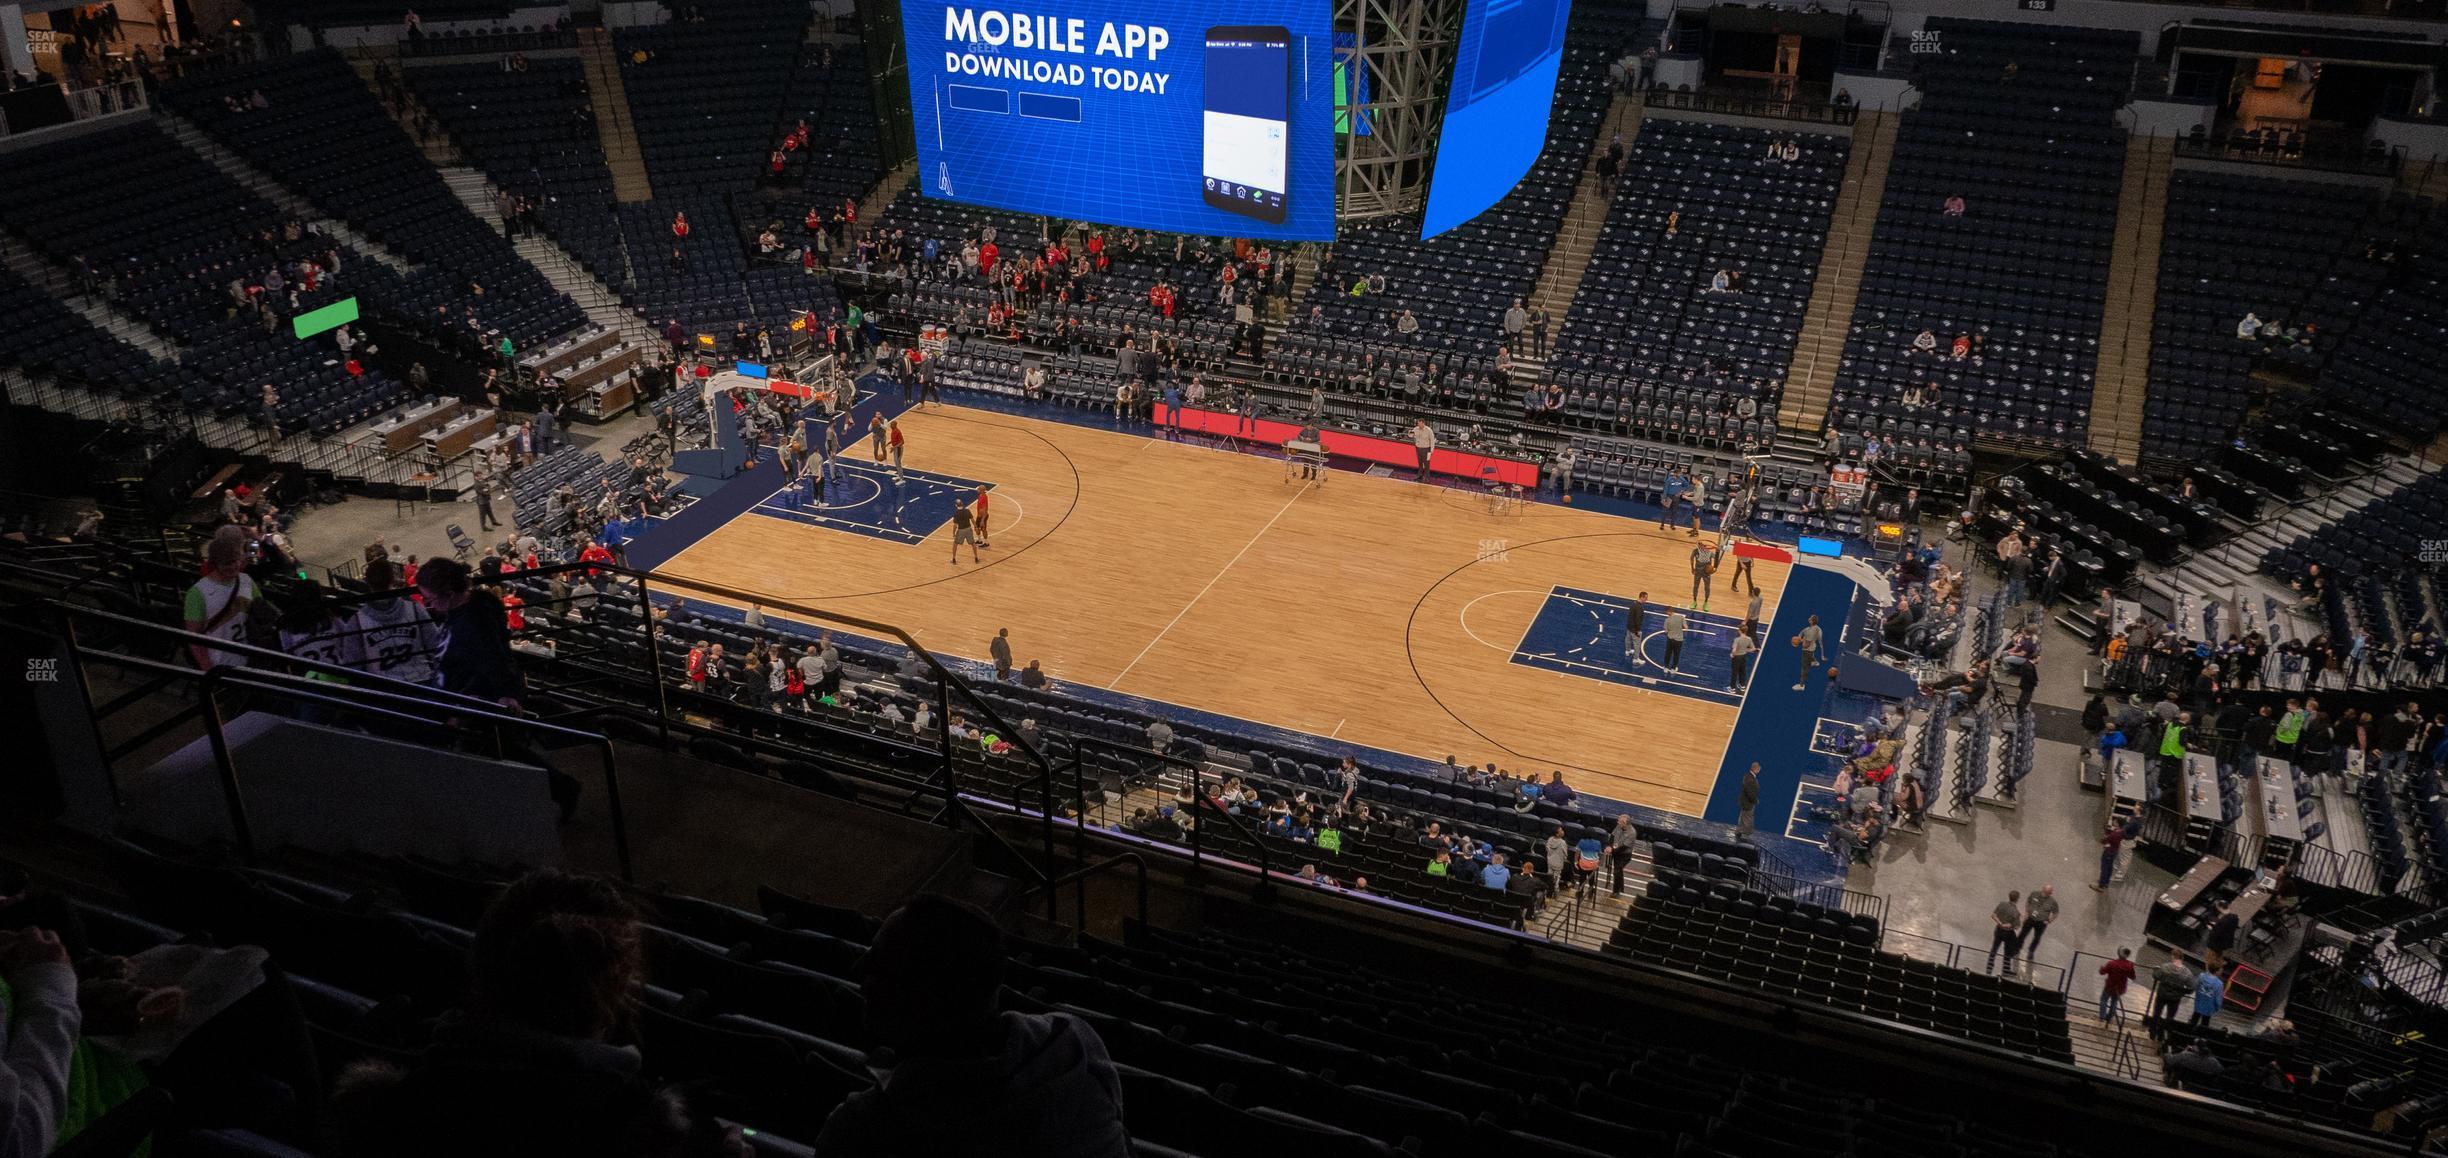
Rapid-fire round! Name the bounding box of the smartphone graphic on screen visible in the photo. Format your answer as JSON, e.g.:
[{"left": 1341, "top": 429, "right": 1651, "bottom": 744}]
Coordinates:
[{"left": 1202, "top": 26, "right": 1291, "bottom": 225}]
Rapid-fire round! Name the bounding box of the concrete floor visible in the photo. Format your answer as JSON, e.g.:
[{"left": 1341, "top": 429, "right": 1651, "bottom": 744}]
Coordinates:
[
  {"left": 285, "top": 412, "right": 656, "bottom": 576},
  {"left": 1850, "top": 553, "right": 2178, "bottom": 996}
]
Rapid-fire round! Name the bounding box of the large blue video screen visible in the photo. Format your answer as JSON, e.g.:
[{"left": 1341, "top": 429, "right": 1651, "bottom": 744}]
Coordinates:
[
  {"left": 905, "top": 2, "right": 1336, "bottom": 240},
  {"left": 1419, "top": 0, "right": 1572, "bottom": 239}
]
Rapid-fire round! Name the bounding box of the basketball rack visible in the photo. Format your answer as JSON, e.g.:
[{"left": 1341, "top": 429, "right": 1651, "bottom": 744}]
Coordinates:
[{"left": 1284, "top": 438, "right": 1328, "bottom": 486}]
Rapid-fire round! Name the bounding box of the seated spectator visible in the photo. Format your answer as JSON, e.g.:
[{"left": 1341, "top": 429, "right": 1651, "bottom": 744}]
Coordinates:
[
  {"left": 0, "top": 924, "right": 79, "bottom": 1158},
  {"left": 1942, "top": 194, "right": 1966, "bottom": 217},
  {"left": 815, "top": 896, "right": 1128, "bottom": 1157},
  {"left": 333, "top": 871, "right": 719, "bottom": 1157},
  {"left": 1542, "top": 771, "right": 1577, "bottom": 808},
  {"left": 1481, "top": 853, "right": 1512, "bottom": 890},
  {"left": 2235, "top": 311, "right": 2263, "bottom": 341}
]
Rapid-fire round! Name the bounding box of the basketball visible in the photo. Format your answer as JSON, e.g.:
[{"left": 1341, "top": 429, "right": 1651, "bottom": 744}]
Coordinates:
[{"left": 1791, "top": 636, "right": 1802, "bottom": 647}]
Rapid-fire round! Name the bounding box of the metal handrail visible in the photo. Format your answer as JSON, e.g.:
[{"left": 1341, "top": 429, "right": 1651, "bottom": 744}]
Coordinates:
[
  {"left": 28, "top": 616, "right": 630, "bottom": 879},
  {"left": 1046, "top": 730, "right": 1276, "bottom": 888},
  {"left": 1644, "top": 87, "right": 1859, "bottom": 127},
  {"left": 1026, "top": 852, "right": 1149, "bottom": 930},
  {"left": 491, "top": 559, "right": 1067, "bottom": 887}
]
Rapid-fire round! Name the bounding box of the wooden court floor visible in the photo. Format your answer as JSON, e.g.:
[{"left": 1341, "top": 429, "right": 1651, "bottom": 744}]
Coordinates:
[{"left": 652, "top": 404, "right": 1792, "bottom": 817}]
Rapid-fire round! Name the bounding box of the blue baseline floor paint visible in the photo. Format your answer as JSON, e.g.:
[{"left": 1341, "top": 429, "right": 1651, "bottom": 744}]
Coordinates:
[
  {"left": 1511, "top": 586, "right": 1757, "bottom": 708},
  {"left": 750, "top": 461, "right": 994, "bottom": 545},
  {"left": 1706, "top": 563, "right": 1871, "bottom": 872}
]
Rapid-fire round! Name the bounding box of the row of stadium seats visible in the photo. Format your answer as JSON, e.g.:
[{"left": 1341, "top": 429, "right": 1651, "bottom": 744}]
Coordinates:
[
  {"left": 1826, "top": 17, "right": 2141, "bottom": 448},
  {"left": 1557, "top": 118, "right": 1849, "bottom": 417},
  {"left": 160, "top": 50, "right": 589, "bottom": 351},
  {"left": 2141, "top": 172, "right": 2379, "bottom": 460},
  {"left": 0, "top": 121, "right": 415, "bottom": 435}
]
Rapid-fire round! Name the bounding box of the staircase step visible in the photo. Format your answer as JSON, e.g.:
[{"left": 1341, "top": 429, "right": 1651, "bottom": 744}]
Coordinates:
[
  {"left": 157, "top": 109, "right": 415, "bottom": 276},
  {"left": 579, "top": 28, "right": 656, "bottom": 203}
]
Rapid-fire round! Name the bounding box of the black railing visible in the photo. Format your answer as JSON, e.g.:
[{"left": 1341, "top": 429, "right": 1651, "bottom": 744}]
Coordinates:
[
  {"left": 18, "top": 554, "right": 1075, "bottom": 908},
  {"left": 26, "top": 602, "right": 631, "bottom": 878},
  {"left": 2172, "top": 129, "right": 2401, "bottom": 178},
  {"left": 1645, "top": 87, "right": 1859, "bottom": 127}
]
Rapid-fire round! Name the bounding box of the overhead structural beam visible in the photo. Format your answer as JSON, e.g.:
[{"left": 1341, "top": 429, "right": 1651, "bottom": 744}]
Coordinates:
[{"left": 1337, "top": 0, "right": 1461, "bottom": 224}]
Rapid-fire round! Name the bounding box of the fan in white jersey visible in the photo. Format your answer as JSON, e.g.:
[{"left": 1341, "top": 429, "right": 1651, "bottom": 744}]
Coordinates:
[
  {"left": 278, "top": 594, "right": 365, "bottom": 680},
  {"left": 352, "top": 558, "right": 440, "bottom": 686}
]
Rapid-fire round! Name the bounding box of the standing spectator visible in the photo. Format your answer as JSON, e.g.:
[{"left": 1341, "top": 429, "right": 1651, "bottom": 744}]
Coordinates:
[
  {"left": 1409, "top": 418, "right": 1436, "bottom": 481},
  {"left": 2204, "top": 902, "right": 2241, "bottom": 970},
  {"left": 416, "top": 559, "right": 520, "bottom": 710},
  {"left": 2093, "top": 820, "right": 2126, "bottom": 890},
  {"left": 184, "top": 525, "right": 259, "bottom": 672},
  {"left": 1985, "top": 891, "right": 2024, "bottom": 976},
  {"left": 1527, "top": 303, "right": 1549, "bottom": 358},
  {"left": 989, "top": 628, "right": 1014, "bottom": 681},
  {"left": 1541, "top": 826, "right": 1570, "bottom": 891},
  {"left": 1736, "top": 762, "right": 1760, "bottom": 839},
  {"left": 1503, "top": 298, "right": 1527, "bottom": 352},
  {"left": 2191, "top": 966, "right": 2226, "bottom": 1028},
  {"left": 814, "top": 896, "right": 1127, "bottom": 1156},
  {"left": 2022, "top": 885, "right": 2059, "bottom": 965},
  {"left": 1792, "top": 614, "right": 1823, "bottom": 691},
  {"left": 2148, "top": 955, "right": 2197, "bottom": 1039},
  {"left": 1605, "top": 815, "right": 1637, "bottom": 895},
  {"left": 2096, "top": 947, "right": 2137, "bottom": 1023},
  {"left": 474, "top": 477, "right": 500, "bottom": 532}
]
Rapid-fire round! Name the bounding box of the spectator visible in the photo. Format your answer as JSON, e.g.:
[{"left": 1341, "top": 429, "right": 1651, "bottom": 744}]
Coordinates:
[
  {"left": 416, "top": 559, "right": 519, "bottom": 710},
  {"left": 2093, "top": 819, "right": 2126, "bottom": 890},
  {"left": 1480, "top": 853, "right": 1512, "bottom": 891},
  {"left": 2165, "top": 1043, "right": 2225, "bottom": 1091},
  {"left": 2022, "top": 885, "right": 2059, "bottom": 964},
  {"left": 2097, "top": 948, "right": 2136, "bottom": 1023},
  {"left": 184, "top": 525, "right": 260, "bottom": 672},
  {"left": 332, "top": 872, "right": 719, "bottom": 1157},
  {"left": 1736, "top": 762, "right": 1760, "bottom": 838},
  {"left": 2204, "top": 903, "right": 2241, "bottom": 969},
  {"left": 812, "top": 907, "right": 1129, "bottom": 1158},
  {"left": 1606, "top": 814, "right": 1637, "bottom": 896},
  {"left": 1942, "top": 194, "right": 1966, "bottom": 217},
  {"left": 2191, "top": 966, "right": 2226, "bottom": 1028},
  {"left": 0, "top": 925, "right": 79, "bottom": 1158},
  {"left": 2148, "top": 955, "right": 2197, "bottom": 1039},
  {"left": 1984, "top": 891, "right": 2023, "bottom": 976},
  {"left": 1542, "top": 771, "right": 1576, "bottom": 808}
]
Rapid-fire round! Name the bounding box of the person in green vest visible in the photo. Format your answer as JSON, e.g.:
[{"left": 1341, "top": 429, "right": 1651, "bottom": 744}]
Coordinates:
[
  {"left": 496, "top": 334, "right": 515, "bottom": 370},
  {"left": 2272, "top": 697, "right": 2307, "bottom": 760},
  {"left": 1424, "top": 850, "right": 1451, "bottom": 877},
  {"left": 2158, "top": 710, "right": 2192, "bottom": 789}
]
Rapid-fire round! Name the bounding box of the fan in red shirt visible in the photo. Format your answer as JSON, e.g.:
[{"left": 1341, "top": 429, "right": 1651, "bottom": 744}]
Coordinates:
[
  {"left": 671, "top": 212, "right": 690, "bottom": 241},
  {"left": 769, "top": 149, "right": 786, "bottom": 177},
  {"left": 577, "top": 539, "right": 614, "bottom": 583},
  {"left": 501, "top": 590, "right": 527, "bottom": 632},
  {"left": 841, "top": 197, "right": 857, "bottom": 225},
  {"left": 977, "top": 240, "right": 999, "bottom": 280},
  {"left": 2095, "top": 949, "right": 2137, "bottom": 1022},
  {"left": 686, "top": 641, "right": 707, "bottom": 687}
]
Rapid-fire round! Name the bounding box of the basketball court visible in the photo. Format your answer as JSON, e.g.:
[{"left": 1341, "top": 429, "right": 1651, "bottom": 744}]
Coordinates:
[{"left": 649, "top": 403, "right": 1795, "bottom": 816}]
